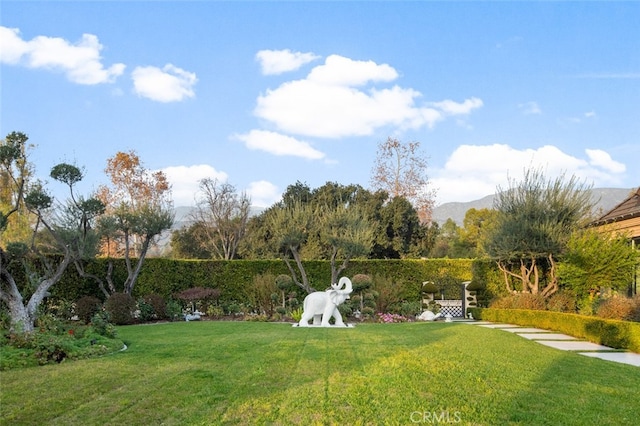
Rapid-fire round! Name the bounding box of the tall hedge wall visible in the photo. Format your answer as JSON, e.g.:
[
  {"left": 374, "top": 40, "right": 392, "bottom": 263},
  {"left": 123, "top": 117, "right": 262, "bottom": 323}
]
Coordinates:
[{"left": 46, "top": 258, "right": 500, "bottom": 306}]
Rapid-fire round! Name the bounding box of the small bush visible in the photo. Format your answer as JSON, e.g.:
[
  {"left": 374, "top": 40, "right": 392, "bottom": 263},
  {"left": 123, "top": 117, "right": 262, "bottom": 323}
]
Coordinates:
[
  {"left": 290, "top": 307, "right": 303, "bottom": 322},
  {"left": 76, "top": 296, "right": 102, "bottom": 324},
  {"left": 547, "top": 291, "right": 577, "bottom": 313},
  {"left": 490, "top": 293, "right": 546, "bottom": 310},
  {"left": 104, "top": 293, "right": 136, "bottom": 325},
  {"left": 137, "top": 298, "right": 155, "bottom": 322},
  {"left": 631, "top": 295, "right": 640, "bottom": 322},
  {"left": 206, "top": 305, "right": 224, "bottom": 318},
  {"left": 597, "top": 296, "right": 635, "bottom": 321},
  {"left": 142, "top": 294, "right": 168, "bottom": 320},
  {"left": 361, "top": 306, "right": 376, "bottom": 318},
  {"left": 90, "top": 312, "right": 117, "bottom": 338},
  {"left": 165, "top": 299, "right": 183, "bottom": 321}
]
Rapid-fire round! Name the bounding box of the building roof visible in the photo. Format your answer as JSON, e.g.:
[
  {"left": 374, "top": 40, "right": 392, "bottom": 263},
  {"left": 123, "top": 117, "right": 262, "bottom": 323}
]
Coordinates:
[{"left": 592, "top": 187, "right": 640, "bottom": 226}]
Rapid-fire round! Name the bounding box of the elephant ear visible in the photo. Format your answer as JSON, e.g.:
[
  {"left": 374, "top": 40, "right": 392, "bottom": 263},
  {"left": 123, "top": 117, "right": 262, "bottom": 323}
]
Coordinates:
[{"left": 328, "top": 290, "right": 340, "bottom": 305}]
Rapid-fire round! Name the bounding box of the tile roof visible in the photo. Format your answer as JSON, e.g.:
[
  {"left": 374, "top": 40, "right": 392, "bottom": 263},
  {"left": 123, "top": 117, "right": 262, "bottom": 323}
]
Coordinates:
[{"left": 592, "top": 187, "right": 640, "bottom": 225}]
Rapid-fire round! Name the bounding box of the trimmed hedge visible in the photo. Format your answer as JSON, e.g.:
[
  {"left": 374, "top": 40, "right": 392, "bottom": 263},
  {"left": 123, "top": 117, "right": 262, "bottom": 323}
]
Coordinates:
[
  {"left": 45, "top": 258, "right": 487, "bottom": 307},
  {"left": 470, "top": 307, "right": 640, "bottom": 353}
]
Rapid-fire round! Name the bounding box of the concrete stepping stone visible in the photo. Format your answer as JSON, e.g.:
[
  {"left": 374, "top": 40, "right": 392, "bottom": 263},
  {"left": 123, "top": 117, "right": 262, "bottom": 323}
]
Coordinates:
[
  {"left": 517, "top": 333, "right": 578, "bottom": 340},
  {"left": 578, "top": 352, "right": 640, "bottom": 367},
  {"left": 535, "top": 340, "right": 616, "bottom": 351},
  {"left": 501, "top": 327, "right": 549, "bottom": 333},
  {"left": 476, "top": 323, "right": 520, "bottom": 328}
]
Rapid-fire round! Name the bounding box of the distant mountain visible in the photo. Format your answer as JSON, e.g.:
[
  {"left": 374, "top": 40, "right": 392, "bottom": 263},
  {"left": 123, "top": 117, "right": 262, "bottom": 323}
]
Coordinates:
[
  {"left": 431, "top": 187, "right": 636, "bottom": 225},
  {"left": 171, "top": 205, "right": 265, "bottom": 230}
]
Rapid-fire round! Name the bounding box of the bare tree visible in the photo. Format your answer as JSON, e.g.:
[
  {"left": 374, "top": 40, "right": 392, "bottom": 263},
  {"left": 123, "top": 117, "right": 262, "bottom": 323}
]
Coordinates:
[
  {"left": 370, "top": 137, "right": 436, "bottom": 223},
  {"left": 191, "top": 178, "right": 251, "bottom": 260}
]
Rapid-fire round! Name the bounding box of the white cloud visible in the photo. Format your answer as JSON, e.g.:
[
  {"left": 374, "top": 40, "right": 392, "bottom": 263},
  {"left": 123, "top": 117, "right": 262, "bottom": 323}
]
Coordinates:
[
  {"left": 430, "top": 97, "right": 483, "bottom": 115},
  {"left": 518, "top": 101, "right": 542, "bottom": 115},
  {"left": 132, "top": 64, "right": 197, "bottom": 102},
  {"left": 431, "top": 144, "right": 626, "bottom": 205},
  {"left": 585, "top": 149, "right": 625, "bottom": 173},
  {"left": 161, "top": 164, "right": 228, "bottom": 206},
  {"left": 307, "top": 54, "right": 398, "bottom": 86},
  {"left": 256, "top": 49, "right": 320, "bottom": 75},
  {"left": 247, "top": 180, "right": 281, "bottom": 208},
  {"left": 233, "top": 129, "right": 325, "bottom": 160},
  {"left": 254, "top": 54, "right": 480, "bottom": 138},
  {"left": 0, "top": 26, "right": 125, "bottom": 84},
  {"left": 584, "top": 110, "right": 597, "bottom": 118}
]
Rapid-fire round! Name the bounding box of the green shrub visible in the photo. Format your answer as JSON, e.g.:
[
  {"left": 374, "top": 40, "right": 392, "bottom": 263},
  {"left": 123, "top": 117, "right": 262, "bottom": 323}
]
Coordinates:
[
  {"left": 90, "top": 312, "right": 117, "bottom": 338},
  {"left": 206, "top": 305, "right": 224, "bottom": 318},
  {"left": 165, "top": 299, "right": 183, "bottom": 321},
  {"left": 142, "top": 294, "right": 168, "bottom": 319},
  {"left": 361, "top": 306, "right": 375, "bottom": 318},
  {"left": 473, "top": 307, "right": 640, "bottom": 352},
  {"left": 104, "top": 293, "right": 136, "bottom": 325},
  {"left": 137, "top": 298, "right": 155, "bottom": 322},
  {"left": 291, "top": 307, "right": 303, "bottom": 322},
  {"left": 75, "top": 296, "right": 102, "bottom": 324},
  {"left": 337, "top": 303, "right": 353, "bottom": 318}
]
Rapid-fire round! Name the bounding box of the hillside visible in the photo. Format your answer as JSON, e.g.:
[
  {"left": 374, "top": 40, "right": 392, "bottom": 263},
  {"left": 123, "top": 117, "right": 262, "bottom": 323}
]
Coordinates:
[{"left": 431, "top": 187, "right": 636, "bottom": 225}]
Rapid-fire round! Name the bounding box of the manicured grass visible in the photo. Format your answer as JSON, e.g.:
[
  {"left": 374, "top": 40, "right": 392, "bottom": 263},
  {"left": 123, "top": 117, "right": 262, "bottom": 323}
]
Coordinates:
[{"left": 1, "top": 321, "right": 639, "bottom": 425}]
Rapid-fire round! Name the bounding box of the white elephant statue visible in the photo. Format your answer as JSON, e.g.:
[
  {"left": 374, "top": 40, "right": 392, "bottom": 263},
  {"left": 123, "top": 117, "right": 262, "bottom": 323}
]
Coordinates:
[{"left": 298, "top": 277, "right": 353, "bottom": 327}]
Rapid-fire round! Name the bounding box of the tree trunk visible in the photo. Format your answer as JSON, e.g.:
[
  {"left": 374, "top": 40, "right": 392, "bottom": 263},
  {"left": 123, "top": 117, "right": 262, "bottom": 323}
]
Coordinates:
[
  {"left": 329, "top": 247, "right": 350, "bottom": 286},
  {"left": 123, "top": 235, "right": 152, "bottom": 295},
  {"left": 1, "top": 250, "right": 72, "bottom": 333},
  {"left": 283, "top": 245, "right": 315, "bottom": 294}
]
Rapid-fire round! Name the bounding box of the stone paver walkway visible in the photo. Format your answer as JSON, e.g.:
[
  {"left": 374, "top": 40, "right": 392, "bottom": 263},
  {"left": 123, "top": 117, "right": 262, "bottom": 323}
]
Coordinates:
[{"left": 466, "top": 321, "right": 640, "bottom": 367}]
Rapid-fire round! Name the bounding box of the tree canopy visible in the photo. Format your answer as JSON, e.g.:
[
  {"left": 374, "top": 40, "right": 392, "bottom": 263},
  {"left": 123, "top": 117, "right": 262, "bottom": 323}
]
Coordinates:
[
  {"left": 485, "top": 169, "right": 594, "bottom": 297},
  {"left": 1, "top": 132, "right": 104, "bottom": 332}
]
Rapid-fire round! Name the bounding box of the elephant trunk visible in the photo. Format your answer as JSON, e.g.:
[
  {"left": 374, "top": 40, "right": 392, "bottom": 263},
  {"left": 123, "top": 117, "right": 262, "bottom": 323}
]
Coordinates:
[{"left": 339, "top": 277, "right": 353, "bottom": 294}]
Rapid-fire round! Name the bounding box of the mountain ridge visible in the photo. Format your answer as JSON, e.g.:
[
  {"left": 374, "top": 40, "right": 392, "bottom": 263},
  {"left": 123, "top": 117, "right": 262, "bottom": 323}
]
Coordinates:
[{"left": 431, "top": 187, "right": 636, "bottom": 225}]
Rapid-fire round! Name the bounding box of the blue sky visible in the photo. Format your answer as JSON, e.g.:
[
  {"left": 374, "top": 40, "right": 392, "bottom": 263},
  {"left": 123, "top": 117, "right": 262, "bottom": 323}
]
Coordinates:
[{"left": 1, "top": 1, "right": 639, "bottom": 208}]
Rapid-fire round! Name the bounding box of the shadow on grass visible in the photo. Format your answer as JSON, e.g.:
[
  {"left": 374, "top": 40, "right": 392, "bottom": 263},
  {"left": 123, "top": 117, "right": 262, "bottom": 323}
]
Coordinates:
[
  {"left": 3, "top": 321, "right": 639, "bottom": 425},
  {"left": 470, "top": 325, "right": 640, "bottom": 426}
]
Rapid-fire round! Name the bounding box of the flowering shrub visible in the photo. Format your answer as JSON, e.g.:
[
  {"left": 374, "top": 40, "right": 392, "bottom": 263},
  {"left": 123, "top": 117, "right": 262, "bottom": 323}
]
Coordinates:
[{"left": 377, "top": 313, "right": 411, "bottom": 323}]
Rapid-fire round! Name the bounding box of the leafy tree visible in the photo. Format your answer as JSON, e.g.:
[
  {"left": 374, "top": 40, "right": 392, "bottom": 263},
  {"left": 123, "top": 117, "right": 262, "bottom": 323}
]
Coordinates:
[
  {"left": 170, "top": 222, "right": 213, "bottom": 259},
  {"left": 242, "top": 181, "right": 434, "bottom": 261},
  {"left": 188, "top": 178, "right": 250, "bottom": 260},
  {"left": 455, "top": 208, "right": 499, "bottom": 258},
  {"left": 265, "top": 184, "right": 374, "bottom": 293},
  {"left": 267, "top": 201, "right": 316, "bottom": 293},
  {"left": 87, "top": 151, "right": 174, "bottom": 296},
  {"left": 429, "top": 219, "right": 460, "bottom": 258},
  {"left": 373, "top": 196, "right": 425, "bottom": 258},
  {"left": 1, "top": 132, "right": 103, "bottom": 332},
  {"left": 370, "top": 137, "right": 437, "bottom": 223},
  {"left": 0, "top": 132, "right": 34, "bottom": 247},
  {"left": 485, "top": 169, "right": 594, "bottom": 297},
  {"left": 559, "top": 228, "right": 639, "bottom": 299}
]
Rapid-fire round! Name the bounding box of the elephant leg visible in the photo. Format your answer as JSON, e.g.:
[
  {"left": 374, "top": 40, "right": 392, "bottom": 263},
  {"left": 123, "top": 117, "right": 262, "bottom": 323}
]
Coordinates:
[
  {"left": 321, "top": 305, "right": 337, "bottom": 326},
  {"left": 312, "top": 314, "right": 322, "bottom": 325},
  {"left": 332, "top": 308, "right": 346, "bottom": 327},
  {"left": 299, "top": 311, "right": 313, "bottom": 326}
]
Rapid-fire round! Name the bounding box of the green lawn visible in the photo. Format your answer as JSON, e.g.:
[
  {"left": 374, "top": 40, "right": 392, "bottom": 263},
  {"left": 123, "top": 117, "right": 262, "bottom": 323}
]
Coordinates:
[{"left": 1, "top": 321, "right": 639, "bottom": 425}]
